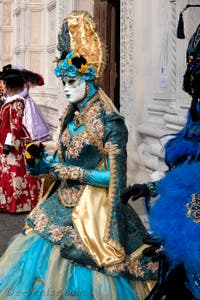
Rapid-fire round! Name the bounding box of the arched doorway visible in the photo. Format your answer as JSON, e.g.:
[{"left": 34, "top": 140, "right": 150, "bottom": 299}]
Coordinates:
[{"left": 94, "top": 0, "right": 120, "bottom": 110}]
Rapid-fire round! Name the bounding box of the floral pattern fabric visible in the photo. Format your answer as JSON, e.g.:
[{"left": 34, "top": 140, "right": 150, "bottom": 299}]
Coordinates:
[{"left": 0, "top": 98, "right": 41, "bottom": 212}]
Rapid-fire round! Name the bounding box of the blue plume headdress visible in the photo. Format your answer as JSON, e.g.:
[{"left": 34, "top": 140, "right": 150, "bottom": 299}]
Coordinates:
[{"left": 57, "top": 19, "right": 71, "bottom": 55}]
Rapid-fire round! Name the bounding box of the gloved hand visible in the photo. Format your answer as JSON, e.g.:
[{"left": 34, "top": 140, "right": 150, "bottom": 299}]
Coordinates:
[
  {"left": 142, "top": 235, "right": 162, "bottom": 262},
  {"left": 25, "top": 142, "right": 45, "bottom": 167},
  {"left": 3, "top": 144, "right": 13, "bottom": 154},
  {"left": 121, "top": 184, "right": 150, "bottom": 203},
  {"left": 27, "top": 158, "right": 84, "bottom": 182},
  {"left": 27, "top": 158, "right": 55, "bottom": 178}
]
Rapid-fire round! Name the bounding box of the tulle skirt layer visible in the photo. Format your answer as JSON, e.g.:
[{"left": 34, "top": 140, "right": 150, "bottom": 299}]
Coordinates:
[{"left": 0, "top": 232, "right": 142, "bottom": 300}]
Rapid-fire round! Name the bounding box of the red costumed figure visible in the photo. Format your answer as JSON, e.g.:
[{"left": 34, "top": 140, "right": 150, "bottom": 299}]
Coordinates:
[
  {"left": 0, "top": 81, "right": 5, "bottom": 109},
  {"left": 0, "top": 67, "right": 41, "bottom": 213}
]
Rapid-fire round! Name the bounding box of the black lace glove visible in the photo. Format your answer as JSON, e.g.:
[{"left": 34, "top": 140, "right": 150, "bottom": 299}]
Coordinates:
[{"left": 121, "top": 183, "right": 151, "bottom": 203}]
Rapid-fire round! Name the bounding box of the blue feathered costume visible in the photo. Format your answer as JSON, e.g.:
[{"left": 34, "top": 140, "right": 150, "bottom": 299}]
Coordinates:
[
  {"left": 119, "top": 14, "right": 200, "bottom": 300},
  {"left": 150, "top": 23, "right": 200, "bottom": 299}
]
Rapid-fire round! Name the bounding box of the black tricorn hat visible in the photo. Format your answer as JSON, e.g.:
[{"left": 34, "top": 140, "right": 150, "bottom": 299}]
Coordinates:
[
  {"left": 0, "top": 64, "right": 26, "bottom": 93},
  {"left": 20, "top": 69, "right": 44, "bottom": 86},
  {"left": 0, "top": 64, "right": 25, "bottom": 82},
  {"left": 13, "top": 65, "right": 44, "bottom": 86},
  {"left": 0, "top": 64, "right": 44, "bottom": 86}
]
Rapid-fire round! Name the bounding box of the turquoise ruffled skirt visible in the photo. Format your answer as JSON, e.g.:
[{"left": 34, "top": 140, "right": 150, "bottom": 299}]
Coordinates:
[{"left": 0, "top": 232, "right": 139, "bottom": 299}]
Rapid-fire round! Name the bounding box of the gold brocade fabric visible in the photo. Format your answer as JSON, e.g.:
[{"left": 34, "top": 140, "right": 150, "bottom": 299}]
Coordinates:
[
  {"left": 39, "top": 176, "right": 56, "bottom": 202},
  {"left": 72, "top": 185, "right": 125, "bottom": 267},
  {"left": 129, "top": 280, "right": 157, "bottom": 300},
  {"left": 67, "top": 12, "right": 107, "bottom": 79}
]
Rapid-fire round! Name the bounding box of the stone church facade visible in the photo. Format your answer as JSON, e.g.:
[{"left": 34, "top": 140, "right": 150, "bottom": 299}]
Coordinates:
[
  {"left": 0, "top": 0, "right": 95, "bottom": 137},
  {"left": 0, "top": 0, "right": 199, "bottom": 175}
]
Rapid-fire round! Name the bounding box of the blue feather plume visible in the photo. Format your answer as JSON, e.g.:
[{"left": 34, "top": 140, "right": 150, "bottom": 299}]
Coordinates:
[{"left": 57, "top": 20, "right": 71, "bottom": 55}]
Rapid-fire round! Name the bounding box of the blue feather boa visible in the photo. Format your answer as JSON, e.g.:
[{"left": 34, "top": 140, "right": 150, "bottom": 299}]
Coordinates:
[
  {"left": 150, "top": 161, "right": 200, "bottom": 275},
  {"left": 164, "top": 106, "right": 200, "bottom": 165},
  {"left": 165, "top": 138, "right": 200, "bottom": 165}
]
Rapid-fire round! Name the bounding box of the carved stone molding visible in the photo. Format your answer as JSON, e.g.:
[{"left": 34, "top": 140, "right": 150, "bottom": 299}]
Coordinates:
[
  {"left": 0, "top": 0, "right": 14, "bottom": 67},
  {"left": 47, "top": 0, "right": 56, "bottom": 11},
  {"left": 120, "top": 0, "right": 135, "bottom": 132},
  {"left": 120, "top": 0, "right": 193, "bottom": 172}
]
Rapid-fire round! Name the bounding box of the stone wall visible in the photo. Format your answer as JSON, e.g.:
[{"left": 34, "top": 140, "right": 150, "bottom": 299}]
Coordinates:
[
  {"left": 0, "top": 0, "right": 14, "bottom": 67},
  {"left": 121, "top": 0, "right": 200, "bottom": 175},
  {"left": 1, "top": 0, "right": 200, "bottom": 174},
  {"left": 0, "top": 0, "right": 94, "bottom": 139}
]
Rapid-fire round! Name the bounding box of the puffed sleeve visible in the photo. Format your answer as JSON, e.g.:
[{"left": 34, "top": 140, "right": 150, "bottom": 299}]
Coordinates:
[{"left": 8, "top": 99, "right": 27, "bottom": 149}]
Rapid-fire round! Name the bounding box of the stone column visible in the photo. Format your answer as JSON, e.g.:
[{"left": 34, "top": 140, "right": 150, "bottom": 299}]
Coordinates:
[
  {"left": 0, "top": 0, "right": 14, "bottom": 68},
  {"left": 120, "top": 0, "right": 197, "bottom": 173}
]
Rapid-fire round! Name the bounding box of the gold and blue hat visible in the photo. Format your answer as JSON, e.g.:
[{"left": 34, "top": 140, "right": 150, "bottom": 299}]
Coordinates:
[{"left": 54, "top": 11, "right": 107, "bottom": 81}]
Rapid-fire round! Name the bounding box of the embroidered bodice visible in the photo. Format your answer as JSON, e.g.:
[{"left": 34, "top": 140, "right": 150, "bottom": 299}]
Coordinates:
[{"left": 26, "top": 91, "right": 157, "bottom": 280}]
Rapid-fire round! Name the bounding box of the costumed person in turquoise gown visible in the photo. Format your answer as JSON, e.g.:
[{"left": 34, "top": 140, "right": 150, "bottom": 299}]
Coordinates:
[
  {"left": 121, "top": 13, "right": 200, "bottom": 300},
  {"left": 0, "top": 11, "right": 158, "bottom": 300}
]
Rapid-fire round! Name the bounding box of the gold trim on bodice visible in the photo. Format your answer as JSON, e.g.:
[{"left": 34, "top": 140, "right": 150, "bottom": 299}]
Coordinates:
[{"left": 52, "top": 91, "right": 126, "bottom": 266}]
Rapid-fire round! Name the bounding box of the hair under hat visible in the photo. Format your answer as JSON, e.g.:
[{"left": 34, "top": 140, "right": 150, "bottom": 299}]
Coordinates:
[{"left": 0, "top": 70, "right": 25, "bottom": 92}]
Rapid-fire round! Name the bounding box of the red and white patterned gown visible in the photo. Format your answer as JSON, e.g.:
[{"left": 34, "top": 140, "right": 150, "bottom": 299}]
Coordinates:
[{"left": 0, "top": 94, "right": 41, "bottom": 213}]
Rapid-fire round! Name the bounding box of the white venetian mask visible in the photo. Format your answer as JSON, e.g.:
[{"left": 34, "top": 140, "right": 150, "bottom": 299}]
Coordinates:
[{"left": 63, "top": 76, "right": 86, "bottom": 103}]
